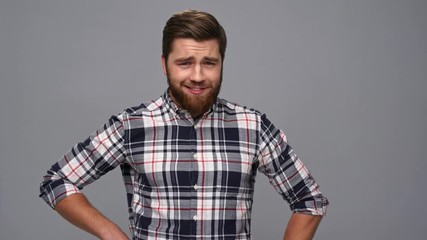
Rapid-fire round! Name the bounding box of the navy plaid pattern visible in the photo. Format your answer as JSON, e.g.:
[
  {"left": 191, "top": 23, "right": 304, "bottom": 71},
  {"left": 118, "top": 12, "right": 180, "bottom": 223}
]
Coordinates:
[{"left": 40, "top": 91, "right": 328, "bottom": 239}]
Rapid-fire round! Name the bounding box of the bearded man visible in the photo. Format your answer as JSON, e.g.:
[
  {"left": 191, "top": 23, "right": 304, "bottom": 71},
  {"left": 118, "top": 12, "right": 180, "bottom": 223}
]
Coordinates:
[{"left": 40, "top": 10, "right": 328, "bottom": 240}]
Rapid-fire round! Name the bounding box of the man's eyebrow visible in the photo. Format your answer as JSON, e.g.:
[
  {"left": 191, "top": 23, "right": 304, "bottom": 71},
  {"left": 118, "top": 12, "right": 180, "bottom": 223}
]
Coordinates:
[
  {"left": 203, "top": 57, "right": 220, "bottom": 62},
  {"left": 174, "top": 57, "right": 194, "bottom": 62}
]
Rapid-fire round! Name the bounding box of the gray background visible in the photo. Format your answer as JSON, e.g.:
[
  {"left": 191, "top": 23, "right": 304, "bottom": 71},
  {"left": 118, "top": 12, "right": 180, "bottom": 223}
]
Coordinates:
[{"left": 1, "top": 0, "right": 426, "bottom": 239}]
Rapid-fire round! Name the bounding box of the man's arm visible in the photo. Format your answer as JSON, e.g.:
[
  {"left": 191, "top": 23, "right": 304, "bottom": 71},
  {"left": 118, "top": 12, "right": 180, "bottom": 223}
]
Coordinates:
[
  {"left": 283, "top": 213, "right": 322, "bottom": 240},
  {"left": 55, "top": 193, "right": 129, "bottom": 240},
  {"left": 257, "top": 114, "right": 328, "bottom": 239},
  {"left": 39, "top": 115, "right": 128, "bottom": 238}
]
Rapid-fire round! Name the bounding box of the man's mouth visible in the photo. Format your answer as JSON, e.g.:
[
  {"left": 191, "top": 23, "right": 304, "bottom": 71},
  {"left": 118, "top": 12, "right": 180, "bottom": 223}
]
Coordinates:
[{"left": 186, "top": 86, "right": 207, "bottom": 95}]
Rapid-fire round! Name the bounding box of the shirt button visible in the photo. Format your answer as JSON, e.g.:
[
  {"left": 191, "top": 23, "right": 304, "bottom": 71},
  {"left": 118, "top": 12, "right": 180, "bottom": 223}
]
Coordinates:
[
  {"left": 193, "top": 184, "right": 199, "bottom": 191},
  {"left": 193, "top": 215, "right": 198, "bottom": 221},
  {"left": 193, "top": 153, "right": 198, "bottom": 160}
]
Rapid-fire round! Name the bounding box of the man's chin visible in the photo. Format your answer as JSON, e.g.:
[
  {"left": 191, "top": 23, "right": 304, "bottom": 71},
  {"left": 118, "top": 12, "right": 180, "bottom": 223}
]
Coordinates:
[
  {"left": 183, "top": 97, "right": 212, "bottom": 117},
  {"left": 169, "top": 84, "right": 220, "bottom": 117}
]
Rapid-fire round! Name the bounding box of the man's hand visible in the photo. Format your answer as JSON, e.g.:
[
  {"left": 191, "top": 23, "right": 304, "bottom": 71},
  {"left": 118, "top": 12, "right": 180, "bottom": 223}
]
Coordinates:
[
  {"left": 55, "top": 193, "right": 129, "bottom": 240},
  {"left": 283, "top": 213, "right": 323, "bottom": 240}
]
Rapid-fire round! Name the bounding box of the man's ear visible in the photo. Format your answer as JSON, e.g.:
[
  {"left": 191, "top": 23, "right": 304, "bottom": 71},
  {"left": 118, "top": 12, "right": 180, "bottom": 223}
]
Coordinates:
[{"left": 161, "top": 55, "right": 167, "bottom": 76}]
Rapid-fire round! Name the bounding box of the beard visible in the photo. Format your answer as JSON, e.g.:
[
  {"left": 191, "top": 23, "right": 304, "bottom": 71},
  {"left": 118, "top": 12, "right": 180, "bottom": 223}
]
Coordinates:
[{"left": 167, "top": 73, "right": 222, "bottom": 119}]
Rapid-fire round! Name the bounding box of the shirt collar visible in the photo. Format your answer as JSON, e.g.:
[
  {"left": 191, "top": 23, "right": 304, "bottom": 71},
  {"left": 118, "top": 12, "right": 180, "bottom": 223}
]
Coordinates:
[{"left": 162, "top": 89, "right": 179, "bottom": 113}]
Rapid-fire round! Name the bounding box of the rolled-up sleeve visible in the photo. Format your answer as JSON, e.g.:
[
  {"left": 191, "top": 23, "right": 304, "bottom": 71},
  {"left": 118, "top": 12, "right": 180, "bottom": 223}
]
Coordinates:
[
  {"left": 39, "top": 114, "right": 127, "bottom": 209},
  {"left": 257, "top": 114, "right": 329, "bottom": 215}
]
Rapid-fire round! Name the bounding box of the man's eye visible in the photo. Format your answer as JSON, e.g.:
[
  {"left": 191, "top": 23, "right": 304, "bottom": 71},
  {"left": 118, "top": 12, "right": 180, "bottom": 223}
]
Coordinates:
[
  {"left": 179, "top": 62, "right": 191, "bottom": 66},
  {"left": 204, "top": 61, "right": 216, "bottom": 66}
]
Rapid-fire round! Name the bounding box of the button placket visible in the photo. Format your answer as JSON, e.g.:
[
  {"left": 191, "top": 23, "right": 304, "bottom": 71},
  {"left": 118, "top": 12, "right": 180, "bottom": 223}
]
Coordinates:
[{"left": 189, "top": 125, "right": 199, "bottom": 227}]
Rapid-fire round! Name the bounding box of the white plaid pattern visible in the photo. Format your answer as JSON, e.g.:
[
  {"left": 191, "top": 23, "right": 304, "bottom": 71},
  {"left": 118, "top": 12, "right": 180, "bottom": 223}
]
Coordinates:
[{"left": 40, "top": 91, "right": 328, "bottom": 239}]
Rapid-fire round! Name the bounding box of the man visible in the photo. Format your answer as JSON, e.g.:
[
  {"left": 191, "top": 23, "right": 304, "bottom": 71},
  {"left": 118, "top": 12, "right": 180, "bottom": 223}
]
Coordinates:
[{"left": 40, "top": 10, "right": 328, "bottom": 240}]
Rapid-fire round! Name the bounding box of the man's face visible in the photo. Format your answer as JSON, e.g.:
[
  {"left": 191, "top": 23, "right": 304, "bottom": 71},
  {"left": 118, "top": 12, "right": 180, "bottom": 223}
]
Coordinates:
[{"left": 162, "top": 38, "right": 222, "bottom": 118}]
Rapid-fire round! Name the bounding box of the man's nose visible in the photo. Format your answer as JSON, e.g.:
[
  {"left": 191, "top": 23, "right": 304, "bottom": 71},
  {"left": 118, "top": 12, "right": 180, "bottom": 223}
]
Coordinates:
[{"left": 190, "top": 64, "right": 204, "bottom": 82}]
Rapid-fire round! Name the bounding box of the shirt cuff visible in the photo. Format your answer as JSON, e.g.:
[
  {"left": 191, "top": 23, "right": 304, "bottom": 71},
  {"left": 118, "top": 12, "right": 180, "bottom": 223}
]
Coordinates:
[
  {"left": 290, "top": 195, "right": 329, "bottom": 216},
  {"left": 39, "top": 180, "right": 81, "bottom": 209}
]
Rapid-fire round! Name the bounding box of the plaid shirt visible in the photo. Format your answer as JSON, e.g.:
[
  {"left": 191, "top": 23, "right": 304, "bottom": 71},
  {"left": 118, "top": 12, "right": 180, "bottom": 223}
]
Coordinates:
[{"left": 40, "top": 91, "right": 328, "bottom": 240}]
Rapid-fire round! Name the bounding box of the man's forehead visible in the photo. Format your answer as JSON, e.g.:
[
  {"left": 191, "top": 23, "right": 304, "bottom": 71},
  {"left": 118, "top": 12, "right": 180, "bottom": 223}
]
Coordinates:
[{"left": 170, "top": 38, "right": 220, "bottom": 56}]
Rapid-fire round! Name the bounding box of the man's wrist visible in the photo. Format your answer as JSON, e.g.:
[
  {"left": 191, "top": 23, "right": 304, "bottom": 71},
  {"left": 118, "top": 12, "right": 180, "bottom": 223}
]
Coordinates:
[{"left": 98, "top": 222, "right": 129, "bottom": 240}]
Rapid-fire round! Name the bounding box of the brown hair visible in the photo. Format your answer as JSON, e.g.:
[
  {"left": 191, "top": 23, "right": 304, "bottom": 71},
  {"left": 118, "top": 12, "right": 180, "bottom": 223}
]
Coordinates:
[{"left": 162, "top": 10, "right": 227, "bottom": 62}]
